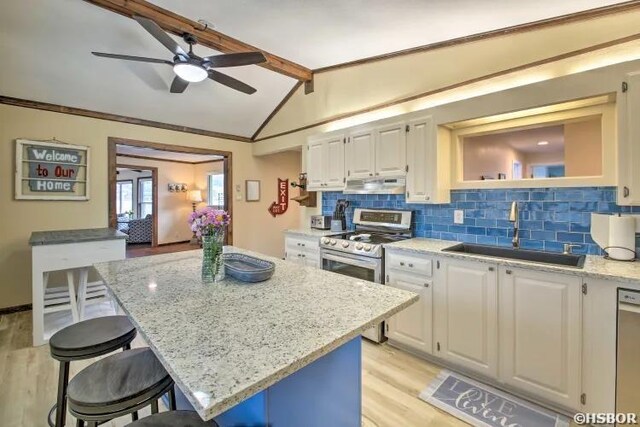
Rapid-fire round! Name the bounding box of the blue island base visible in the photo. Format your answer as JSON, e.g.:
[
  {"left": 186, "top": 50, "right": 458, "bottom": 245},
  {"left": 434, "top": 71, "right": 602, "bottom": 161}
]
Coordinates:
[{"left": 170, "top": 337, "right": 362, "bottom": 427}]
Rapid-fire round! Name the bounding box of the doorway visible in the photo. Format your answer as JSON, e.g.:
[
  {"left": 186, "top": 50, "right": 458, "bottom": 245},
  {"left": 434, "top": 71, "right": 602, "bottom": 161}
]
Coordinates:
[
  {"left": 115, "top": 164, "right": 158, "bottom": 248},
  {"left": 107, "top": 137, "right": 233, "bottom": 255}
]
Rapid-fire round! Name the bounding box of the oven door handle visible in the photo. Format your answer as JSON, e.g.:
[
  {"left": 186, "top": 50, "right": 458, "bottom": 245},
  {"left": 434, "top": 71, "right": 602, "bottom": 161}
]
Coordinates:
[{"left": 322, "top": 253, "right": 379, "bottom": 269}]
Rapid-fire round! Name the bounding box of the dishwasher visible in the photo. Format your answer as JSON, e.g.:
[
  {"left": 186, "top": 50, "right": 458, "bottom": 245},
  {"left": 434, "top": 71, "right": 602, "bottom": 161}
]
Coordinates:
[{"left": 617, "top": 289, "right": 640, "bottom": 414}]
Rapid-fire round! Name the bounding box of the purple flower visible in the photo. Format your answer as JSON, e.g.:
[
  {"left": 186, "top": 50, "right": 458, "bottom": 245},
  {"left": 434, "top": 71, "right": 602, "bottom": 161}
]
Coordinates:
[{"left": 188, "top": 207, "right": 230, "bottom": 236}]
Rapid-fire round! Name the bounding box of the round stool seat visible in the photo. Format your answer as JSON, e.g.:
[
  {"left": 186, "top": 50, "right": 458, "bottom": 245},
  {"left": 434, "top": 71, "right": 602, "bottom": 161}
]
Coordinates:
[
  {"left": 50, "top": 315, "right": 136, "bottom": 360},
  {"left": 125, "top": 411, "right": 218, "bottom": 426},
  {"left": 68, "top": 348, "right": 172, "bottom": 417}
]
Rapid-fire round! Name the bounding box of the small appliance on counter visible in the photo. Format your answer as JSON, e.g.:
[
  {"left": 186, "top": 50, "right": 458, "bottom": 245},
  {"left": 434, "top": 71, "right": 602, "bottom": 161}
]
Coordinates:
[
  {"left": 310, "top": 215, "right": 332, "bottom": 230},
  {"left": 331, "top": 199, "right": 349, "bottom": 232},
  {"left": 591, "top": 213, "right": 638, "bottom": 261}
]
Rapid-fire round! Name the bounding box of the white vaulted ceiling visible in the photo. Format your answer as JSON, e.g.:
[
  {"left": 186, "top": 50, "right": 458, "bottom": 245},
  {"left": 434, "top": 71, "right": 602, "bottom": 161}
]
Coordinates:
[
  {"left": 152, "top": 0, "right": 626, "bottom": 69},
  {"left": 0, "top": 0, "right": 627, "bottom": 139}
]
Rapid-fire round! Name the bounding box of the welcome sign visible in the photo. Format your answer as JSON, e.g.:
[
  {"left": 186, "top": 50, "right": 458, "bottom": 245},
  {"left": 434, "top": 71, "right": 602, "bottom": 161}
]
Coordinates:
[{"left": 15, "top": 139, "right": 90, "bottom": 200}]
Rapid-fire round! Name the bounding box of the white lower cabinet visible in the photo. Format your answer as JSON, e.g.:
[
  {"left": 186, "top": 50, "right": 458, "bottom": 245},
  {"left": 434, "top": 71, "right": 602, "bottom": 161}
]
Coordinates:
[
  {"left": 386, "top": 269, "right": 433, "bottom": 354},
  {"left": 434, "top": 258, "right": 499, "bottom": 378},
  {"left": 284, "top": 234, "right": 320, "bottom": 268},
  {"left": 498, "top": 266, "right": 582, "bottom": 409}
]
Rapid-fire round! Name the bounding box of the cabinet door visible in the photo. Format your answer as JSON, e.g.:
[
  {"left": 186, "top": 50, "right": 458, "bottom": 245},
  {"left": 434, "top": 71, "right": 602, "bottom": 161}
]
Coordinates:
[
  {"left": 306, "top": 139, "right": 325, "bottom": 190},
  {"left": 406, "top": 116, "right": 433, "bottom": 203},
  {"left": 435, "top": 259, "right": 498, "bottom": 377},
  {"left": 618, "top": 72, "right": 640, "bottom": 205},
  {"left": 386, "top": 270, "right": 433, "bottom": 354},
  {"left": 285, "top": 248, "right": 305, "bottom": 265},
  {"left": 375, "top": 122, "right": 406, "bottom": 177},
  {"left": 498, "top": 267, "right": 582, "bottom": 409},
  {"left": 346, "top": 129, "right": 376, "bottom": 179},
  {"left": 325, "top": 135, "right": 345, "bottom": 189}
]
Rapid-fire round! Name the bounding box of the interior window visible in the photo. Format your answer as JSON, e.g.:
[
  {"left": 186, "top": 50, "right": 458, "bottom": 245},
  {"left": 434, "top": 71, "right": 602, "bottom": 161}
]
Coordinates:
[
  {"left": 207, "top": 173, "right": 225, "bottom": 208},
  {"left": 461, "top": 115, "right": 602, "bottom": 181},
  {"left": 138, "top": 178, "right": 153, "bottom": 218},
  {"left": 116, "top": 180, "right": 133, "bottom": 215}
]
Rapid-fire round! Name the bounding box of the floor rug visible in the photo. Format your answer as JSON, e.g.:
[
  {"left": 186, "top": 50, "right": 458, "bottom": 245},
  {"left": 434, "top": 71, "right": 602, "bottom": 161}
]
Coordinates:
[{"left": 419, "top": 370, "right": 570, "bottom": 427}]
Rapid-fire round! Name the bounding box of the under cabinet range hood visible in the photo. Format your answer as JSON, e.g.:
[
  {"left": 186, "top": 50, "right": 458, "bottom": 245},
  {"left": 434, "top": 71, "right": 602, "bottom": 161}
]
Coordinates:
[{"left": 344, "top": 177, "right": 406, "bottom": 195}]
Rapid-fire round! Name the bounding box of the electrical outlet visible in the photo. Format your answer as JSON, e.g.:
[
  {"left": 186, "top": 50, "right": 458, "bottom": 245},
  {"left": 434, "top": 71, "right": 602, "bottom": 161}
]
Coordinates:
[{"left": 454, "top": 210, "right": 464, "bottom": 224}]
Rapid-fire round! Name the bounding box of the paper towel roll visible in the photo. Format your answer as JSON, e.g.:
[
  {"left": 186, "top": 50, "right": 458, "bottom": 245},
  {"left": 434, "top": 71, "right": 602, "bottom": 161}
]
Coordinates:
[{"left": 608, "top": 215, "right": 636, "bottom": 261}]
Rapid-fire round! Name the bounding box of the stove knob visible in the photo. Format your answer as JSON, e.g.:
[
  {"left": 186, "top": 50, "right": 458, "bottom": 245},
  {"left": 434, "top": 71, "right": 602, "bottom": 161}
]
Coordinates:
[
  {"left": 321, "top": 238, "right": 330, "bottom": 245},
  {"left": 330, "top": 239, "right": 337, "bottom": 246},
  {"left": 355, "top": 243, "right": 364, "bottom": 250},
  {"left": 364, "top": 244, "right": 372, "bottom": 252},
  {"left": 341, "top": 241, "right": 350, "bottom": 248}
]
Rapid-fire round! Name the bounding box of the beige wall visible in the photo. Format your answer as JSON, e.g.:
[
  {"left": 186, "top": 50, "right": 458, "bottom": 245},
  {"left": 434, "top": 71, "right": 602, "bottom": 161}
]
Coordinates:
[
  {"left": 462, "top": 137, "right": 526, "bottom": 181},
  {"left": 0, "top": 104, "right": 300, "bottom": 309},
  {"left": 116, "top": 156, "right": 195, "bottom": 244},
  {"left": 565, "top": 119, "right": 603, "bottom": 177},
  {"left": 253, "top": 11, "right": 640, "bottom": 156}
]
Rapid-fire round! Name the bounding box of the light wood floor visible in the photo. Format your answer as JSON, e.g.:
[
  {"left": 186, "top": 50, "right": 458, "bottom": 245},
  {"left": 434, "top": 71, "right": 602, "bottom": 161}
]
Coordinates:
[{"left": 0, "top": 311, "right": 467, "bottom": 427}]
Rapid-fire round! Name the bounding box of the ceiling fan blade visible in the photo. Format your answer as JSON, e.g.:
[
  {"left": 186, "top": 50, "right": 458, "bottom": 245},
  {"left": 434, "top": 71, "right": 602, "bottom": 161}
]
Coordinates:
[
  {"left": 203, "top": 52, "right": 267, "bottom": 68},
  {"left": 170, "top": 76, "right": 189, "bottom": 93},
  {"left": 208, "top": 70, "right": 256, "bottom": 94},
  {"left": 133, "top": 16, "right": 187, "bottom": 58},
  {"left": 92, "top": 52, "right": 173, "bottom": 65}
]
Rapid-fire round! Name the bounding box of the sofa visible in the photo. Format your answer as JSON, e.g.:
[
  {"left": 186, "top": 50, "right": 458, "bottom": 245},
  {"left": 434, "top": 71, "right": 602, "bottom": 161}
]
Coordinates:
[{"left": 124, "top": 214, "right": 153, "bottom": 244}]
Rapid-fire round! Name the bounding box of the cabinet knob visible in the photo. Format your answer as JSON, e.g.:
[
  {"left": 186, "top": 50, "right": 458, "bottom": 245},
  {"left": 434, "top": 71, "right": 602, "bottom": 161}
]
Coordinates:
[
  {"left": 408, "top": 263, "right": 414, "bottom": 268},
  {"left": 424, "top": 283, "right": 429, "bottom": 288},
  {"left": 506, "top": 269, "right": 512, "bottom": 275},
  {"left": 624, "top": 186, "right": 630, "bottom": 198},
  {"left": 400, "top": 262, "right": 405, "bottom": 266},
  {"left": 488, "top": 267, "right": 495, "bottom": 272},
  {"left": 369, "top": 173, "right": 373, "bottom": 177}
]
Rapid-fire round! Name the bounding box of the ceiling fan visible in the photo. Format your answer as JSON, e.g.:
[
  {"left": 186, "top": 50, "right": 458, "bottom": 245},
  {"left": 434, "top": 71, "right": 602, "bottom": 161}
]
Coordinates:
[{"left": 92, "top": 16, "right": 266, "bottom": 94}]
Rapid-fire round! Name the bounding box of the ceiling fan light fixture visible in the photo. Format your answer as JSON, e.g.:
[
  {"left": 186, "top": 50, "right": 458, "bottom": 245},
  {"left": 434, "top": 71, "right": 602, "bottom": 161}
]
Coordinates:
[{"left": 173, "top": 62, "right": 208, "bottom": 83}]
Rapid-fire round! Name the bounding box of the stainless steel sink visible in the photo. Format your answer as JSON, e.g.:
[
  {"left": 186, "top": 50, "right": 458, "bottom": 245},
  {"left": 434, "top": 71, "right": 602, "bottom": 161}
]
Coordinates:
[{"left": 442, "top": 243, "right": 586, "bottom": 268}]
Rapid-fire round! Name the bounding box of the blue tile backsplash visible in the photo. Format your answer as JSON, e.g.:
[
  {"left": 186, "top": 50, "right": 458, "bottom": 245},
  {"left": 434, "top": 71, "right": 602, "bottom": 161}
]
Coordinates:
[{"left": 322, "top": 187, "right": 640, "bottom": 256}]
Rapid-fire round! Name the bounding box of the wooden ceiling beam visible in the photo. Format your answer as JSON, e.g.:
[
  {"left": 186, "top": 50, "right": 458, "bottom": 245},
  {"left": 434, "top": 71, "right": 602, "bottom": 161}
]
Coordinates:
[{"left": 83, "top": 0, "right": 313, "bottom": 82}]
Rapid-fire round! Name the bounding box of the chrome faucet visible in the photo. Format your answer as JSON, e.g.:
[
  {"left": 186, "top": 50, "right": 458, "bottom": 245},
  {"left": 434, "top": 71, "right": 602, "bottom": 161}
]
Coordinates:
[{"left": 509, "top": 201, "right": 519, "bottom": 248}]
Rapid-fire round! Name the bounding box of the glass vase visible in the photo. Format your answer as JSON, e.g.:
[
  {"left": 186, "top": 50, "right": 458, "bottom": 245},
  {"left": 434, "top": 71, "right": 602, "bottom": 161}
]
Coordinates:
[{"left": 201, "top": 230, "right": 225, "bottom": 283}]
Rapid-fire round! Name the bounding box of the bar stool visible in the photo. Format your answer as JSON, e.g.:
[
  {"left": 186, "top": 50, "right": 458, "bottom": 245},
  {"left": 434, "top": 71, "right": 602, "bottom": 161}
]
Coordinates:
[
  {"left": 48, "top": 315, "right": 137, "bottom": 427},
  {"left": 68, "top": 347, "right": 177, "bottom": 427},
  {"left": 125, "top": 411, "right": 219, "bottom": 426}
]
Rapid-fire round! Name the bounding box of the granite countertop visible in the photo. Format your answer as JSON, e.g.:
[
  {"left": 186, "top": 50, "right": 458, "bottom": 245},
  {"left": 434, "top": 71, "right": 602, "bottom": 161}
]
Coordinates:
[
  {"left": 29, "top": 227, "right": 127, "bottom": 246},
  {"left": 94, "top": 247, "right": 417, "bottom": 420},
  {"left": 385, "top": 238, "right": 640, "bottom": 285},
  {"left": 284, "top": 228, "right": 337, "bottom": 238}
]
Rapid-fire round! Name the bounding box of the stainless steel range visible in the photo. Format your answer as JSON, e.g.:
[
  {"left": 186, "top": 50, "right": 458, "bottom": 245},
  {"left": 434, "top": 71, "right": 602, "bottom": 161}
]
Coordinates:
[{"left": 320, "top": 208, "right": 413, "bottom": 343}]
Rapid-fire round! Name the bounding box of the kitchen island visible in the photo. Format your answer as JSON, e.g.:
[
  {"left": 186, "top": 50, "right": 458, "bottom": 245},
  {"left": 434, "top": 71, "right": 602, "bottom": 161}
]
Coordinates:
[{"left": 94, "top": 247, "right": 417, "bottom": 426}]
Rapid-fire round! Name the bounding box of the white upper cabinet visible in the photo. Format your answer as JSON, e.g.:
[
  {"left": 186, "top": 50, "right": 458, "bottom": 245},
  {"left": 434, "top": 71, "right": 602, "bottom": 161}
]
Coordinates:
[
  {"left": 346, "top": 128, "right": 376, "bottom": 179},
  {"left": 306, "top": 138, "right": 325, "bottom": 189},
  {"left": 434, "top": 258, "right": 498, "bottom": 378},
  {"left": 325, "top": 137, "right": 346, "bottom": 188},
  {"left": 386, "top": 269, "right": 433, "bottom": 355},
  {"left": 498, "top": 267, "right": 582, "bottom": 410},
  {"left": 406, "top": 116, "right": 433, "bottom": 203},
  {"left": 307, "top": 113, "right": 449, "bottom": 202},
  {"left": 618, "top": 71, "right": 640, "bottom": 205},
  {"left": 375, "top": 122, "right": 407, "bottom": 177},
  {"left": 306, "top": 133, "right": 345, "bottom": 191}
]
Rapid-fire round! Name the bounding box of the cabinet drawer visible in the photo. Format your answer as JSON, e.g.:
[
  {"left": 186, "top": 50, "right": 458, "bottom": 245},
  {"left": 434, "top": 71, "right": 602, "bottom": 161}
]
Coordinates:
[
  {"left": 386, "top": 252, "right": 433, "bottom": 276},
  {"left": 285, "top": 236, "right": 319, "bottom": 252}
]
